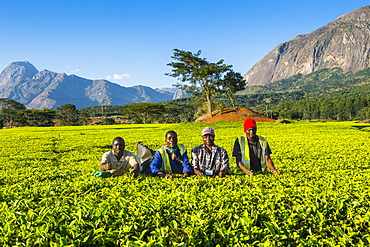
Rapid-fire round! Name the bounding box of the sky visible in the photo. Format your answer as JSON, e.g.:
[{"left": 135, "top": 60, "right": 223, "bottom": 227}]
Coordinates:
[{"left": 0, "top": 0, "right": 369, "bottom": 89}]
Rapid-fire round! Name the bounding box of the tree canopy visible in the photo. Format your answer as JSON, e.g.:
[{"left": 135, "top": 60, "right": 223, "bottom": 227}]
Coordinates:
[
  {"left": 122, "top": 102, "right": 165, "bottom": 124},
  {"left": 166, "top": 49, "right": 243, "bottom": 116},
  {"left": 55, "top": 104, "right": 87, "bottom": 126},
  {"left": 217, "top": 71, "right": 246, "bottom": 108},
  {"left": 0, "top": 98, "right": 27, "bottom": 128},
  {"left": 17, "top": 109, "right": 55, "bottom": 127}
]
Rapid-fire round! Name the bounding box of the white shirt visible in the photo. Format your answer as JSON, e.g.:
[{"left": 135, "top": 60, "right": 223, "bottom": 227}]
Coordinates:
[{"left": 101, "top": 150, "right": 138, "bottom": 177}]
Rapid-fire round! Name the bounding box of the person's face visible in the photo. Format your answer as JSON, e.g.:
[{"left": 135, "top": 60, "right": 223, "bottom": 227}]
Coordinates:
[
  {"left": 202, "top": 134, "right": 215, "bottom": 147},
  {"left": 112, "top": 139, "right": 125, "bottom": 156},
  {"left": 165, "top": 132, "right": 178, "bottom": 149},
  {"left": 245, "top": 128, "right": 257, "bottom": 140}
]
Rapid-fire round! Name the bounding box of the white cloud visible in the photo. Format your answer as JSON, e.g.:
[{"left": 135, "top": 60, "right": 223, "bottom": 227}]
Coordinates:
[
  {"left": 72, "top": 69, "right": 80, "bottom": 73},
  {"left": 107, "top": 73, "right": 131, "bottom": 80}
]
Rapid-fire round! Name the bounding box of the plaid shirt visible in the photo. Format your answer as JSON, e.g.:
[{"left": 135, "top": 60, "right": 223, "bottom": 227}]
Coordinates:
[{"left": 191, "top": 144, "right": 229, "bottom": 172}]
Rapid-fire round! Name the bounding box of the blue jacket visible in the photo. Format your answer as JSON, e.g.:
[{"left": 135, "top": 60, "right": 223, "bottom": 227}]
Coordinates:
[{"left": 150, "top": 147, "right": 192, "bottom": 175}]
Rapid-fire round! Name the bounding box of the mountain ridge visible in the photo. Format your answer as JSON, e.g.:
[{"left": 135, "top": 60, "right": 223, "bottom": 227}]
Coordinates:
[
  {"left": 0, "top": 61, "right": 180, "bottom": 109},
  {"left": 244, "top": 5, "right": 370, "bottom": 86}
]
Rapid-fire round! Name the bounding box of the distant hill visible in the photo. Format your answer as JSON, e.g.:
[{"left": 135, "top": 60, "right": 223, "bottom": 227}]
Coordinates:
[
  {"left": 0, "top": 61, "right": 180, "bottom": 109},
  {"left": 254, "top": 67, "right": 370, "bottom": 97},
  {"left": 244, "top": 5, "right": 370, "bottom": 86},
  {"left": 234, "top": 67, "right": 370, "bottom": 113}
]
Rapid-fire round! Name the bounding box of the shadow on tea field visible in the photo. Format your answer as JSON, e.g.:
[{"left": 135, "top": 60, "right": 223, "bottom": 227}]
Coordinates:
[{"left": 352, "top": 125, "right": 370, "bottom": 130}]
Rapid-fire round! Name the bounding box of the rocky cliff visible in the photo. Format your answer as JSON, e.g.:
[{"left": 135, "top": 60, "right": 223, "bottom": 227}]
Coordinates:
[
  {"left": 0, "top": 61, "right": 177, "bottom": 109},
  {"left": 244, "top": 5, "right": 370, "bottom": 86}
]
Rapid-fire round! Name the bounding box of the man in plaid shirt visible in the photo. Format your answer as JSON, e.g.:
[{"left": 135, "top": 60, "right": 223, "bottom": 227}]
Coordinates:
[{"left": 191, "top": 127, "right": 230, "bottom": 178}]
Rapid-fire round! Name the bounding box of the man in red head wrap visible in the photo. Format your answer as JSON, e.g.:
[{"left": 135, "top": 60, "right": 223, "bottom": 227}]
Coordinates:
[{"left": 232, "top": 118, "right": 280, "bottom": 175}]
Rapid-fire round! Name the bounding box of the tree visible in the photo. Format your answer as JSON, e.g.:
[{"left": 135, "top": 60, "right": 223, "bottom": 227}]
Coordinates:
[
  {"left": 161, "top": 102, "right": 198, "bottom": 123},
  {"left": 0, "top": 98, "right": 26, "bottom": 128},
  {"left": 55, "top": 104, "right": 81, "bottom": 126},
  {"left": 217, "top": 71, "right": 246, "bottom": 108},
  {"left": 357, "top": 107, "right": 370, "bottom": 120},
  {"left": 17, "top": 109, "right": 55, "bottom": 127},
  {"left": 122, "top": 102, "right": 165, "bottom": 123},
  {"left": 166, "top": 49, "right": 232, "bottom": 116}
]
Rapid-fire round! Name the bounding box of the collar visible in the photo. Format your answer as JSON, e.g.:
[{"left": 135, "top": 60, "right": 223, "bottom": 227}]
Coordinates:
[
  {"left": 247, "top": 135, "right": 258, "bottom": 142},
  {"left": 166, "top": 146, "right": 178, "bottom": 152},
  {"left": 202, "top": 144, "right": 217, "bottom": 150}
]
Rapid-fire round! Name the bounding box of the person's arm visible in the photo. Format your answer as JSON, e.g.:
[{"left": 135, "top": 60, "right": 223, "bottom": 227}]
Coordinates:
[
  {"left": 149, "top": 151, "right": 172, "bottom": 178},
  {"left": 265, "top": 155, "right": 280, "bottom": 175},
  {"left": 191, "top": 147, "right": 204, "bottom": 177},
  {"left": 218, "top": 169, "right": 228, "bottom": 178},
  {"left": 193, "top": 168, "right": 203, "bottom": 177},
  {"left": 100, "top": 152, "right": 111, "bottom": 171},
  {"left": 149, "top": 151, "right": 164, "bottom": 175},
  {"left": 235, "top": 155, "right": 253, "bottom": 175},
  {"left": 131, "top": 163, "right": 140, "bottom": 178},
  {"left": 125, "top": 151, "right": 140, "bottom": 178},
  {"left": 100, "top": 163, "right": 110, "bottom": 171},
  {"left": 181, "top": 151, "right": 193, "bottom": 177},
  {"left": 264, "top": 141, "right": 280, "bottom": 175},
  {"left": 183, "top": 172, "right": 191, "bottom": 177},
  {"left": 218, "top": 148, "right": 229, "bottom": 178}
]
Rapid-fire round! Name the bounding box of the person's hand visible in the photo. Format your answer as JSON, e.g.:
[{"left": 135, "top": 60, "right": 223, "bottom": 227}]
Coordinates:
[
  {"left": 102, "top": 163, "right": 111, "bottom": 171},
  {"left": 132, "top": 170, "right": 139, "bottom": 178},
  {"left": 183, "top": 172, "right": 191, "bottom": 178},
  {"left": 272, "top": 169, "right": 281, "bottom": 175},
  {"left": 245, "top": 169, "right": 253, "bottom": 175},
  {"left": 194, "top": 169, "right": 204, "bottom": 177},
  {"left": 157, "top": 172, "right": 173, "bottom": 179},
  {"left": 218, "top": 170, "right": 226, "bottom": 178}
]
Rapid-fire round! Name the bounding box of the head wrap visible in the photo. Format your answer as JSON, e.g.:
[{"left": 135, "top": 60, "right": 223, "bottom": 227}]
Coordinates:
[{"left": 243, "top": 118, "right": 257, "bottom": 132}]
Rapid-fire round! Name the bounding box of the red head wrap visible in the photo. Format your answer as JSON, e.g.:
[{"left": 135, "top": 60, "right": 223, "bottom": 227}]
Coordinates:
[{"left": 243, "top": 118, "right": 257, "bottom": 132}]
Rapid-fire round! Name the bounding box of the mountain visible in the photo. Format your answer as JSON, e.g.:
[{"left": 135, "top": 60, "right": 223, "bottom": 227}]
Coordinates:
[
  {"left": 0, "top": 61, "right": 177, "bottom": 109},
  {"left": 244, "top": 5, "right": 370, "bottom": 86}
]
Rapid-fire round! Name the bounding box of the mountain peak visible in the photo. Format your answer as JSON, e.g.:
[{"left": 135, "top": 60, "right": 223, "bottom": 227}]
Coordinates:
[
  {"left": 0, "top": 61, "right": 39, "bottom": 87},
  {"left": 244, "top": 5, "right": 370, "bottom": 86},
  {"left": 335, "top": 5, "right": 370, "bottom": 22},
  {"left": 10, "top": 60, "right": 35, "bottom": 67},
  {"left": 7, "top": 61, "right": 39, "bottom": 76}
]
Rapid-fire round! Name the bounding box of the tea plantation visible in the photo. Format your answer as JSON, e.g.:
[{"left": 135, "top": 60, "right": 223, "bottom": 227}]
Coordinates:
[{"left": 0, "top": 121, "right": 369, "bottom": 246}]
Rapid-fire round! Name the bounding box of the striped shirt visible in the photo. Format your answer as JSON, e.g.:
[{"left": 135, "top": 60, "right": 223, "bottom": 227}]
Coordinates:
[{"left": 191, "top": 144, "right": 229, "bottom": 173}]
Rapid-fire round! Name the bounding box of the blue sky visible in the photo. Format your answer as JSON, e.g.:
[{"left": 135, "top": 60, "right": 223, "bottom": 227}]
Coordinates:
[{"left": 0, "top": 0, "right": 369, "bottom": 88}]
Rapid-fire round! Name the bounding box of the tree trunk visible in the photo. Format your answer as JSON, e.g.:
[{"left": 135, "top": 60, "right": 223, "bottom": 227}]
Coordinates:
[
  {"left": 205, "top": 90, "right": 212, "bottom": 117},
  {"left": 229, "top": 93, "right": 235, "bottom": 108}
]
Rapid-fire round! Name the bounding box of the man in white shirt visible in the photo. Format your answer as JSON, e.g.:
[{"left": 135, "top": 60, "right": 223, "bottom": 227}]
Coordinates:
[{"left": 100, "top": 137, "right": 140, "bottom": 177}]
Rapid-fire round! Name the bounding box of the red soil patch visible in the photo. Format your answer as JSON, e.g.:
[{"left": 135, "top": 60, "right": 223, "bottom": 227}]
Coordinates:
[{"left": 195, "top": 107, "right": 275, "bottom": 124}]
